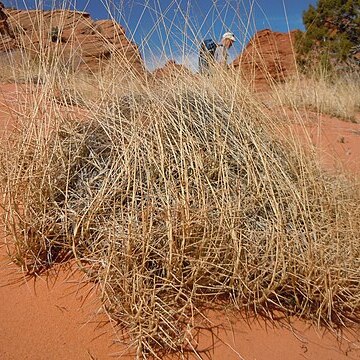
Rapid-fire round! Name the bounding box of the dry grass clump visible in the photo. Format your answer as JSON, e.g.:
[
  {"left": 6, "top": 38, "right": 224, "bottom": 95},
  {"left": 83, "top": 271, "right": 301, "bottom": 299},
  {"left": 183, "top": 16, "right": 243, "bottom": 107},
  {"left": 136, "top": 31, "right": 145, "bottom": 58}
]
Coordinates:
[
  {"left": 51, "top": 64, "right": 148, "bottom": 109},
  {"left": 0, "top": 50, "right": 41, "bottom": 83},
  {"left": 2, "top": 75, "right": 360, "bottom": 358},
  {"left": 274, "top": 72, "right": 360, "bottom": 122},
  {"left": 0, "top": 44, "right": 82, "bottom": 85}
]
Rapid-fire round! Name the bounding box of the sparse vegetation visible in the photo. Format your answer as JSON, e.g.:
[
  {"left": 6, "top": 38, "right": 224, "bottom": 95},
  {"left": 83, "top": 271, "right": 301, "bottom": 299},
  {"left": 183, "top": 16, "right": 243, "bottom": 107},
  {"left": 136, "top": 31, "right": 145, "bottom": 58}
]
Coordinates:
[
  {"left": 0, "top": 2, "right": 360, "bottom": 360},
  {"left": 274, "top": 71, "right": 360, "bottom": 121},
  {"left": 2, "top": 59, "right": 360, "bottom": 359}
]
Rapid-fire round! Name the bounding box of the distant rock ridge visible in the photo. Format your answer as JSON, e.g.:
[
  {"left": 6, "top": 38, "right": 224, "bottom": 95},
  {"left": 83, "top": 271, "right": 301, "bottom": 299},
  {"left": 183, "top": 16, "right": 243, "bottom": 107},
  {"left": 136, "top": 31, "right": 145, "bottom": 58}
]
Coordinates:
[
  {"left": 153, "top": 29, "right": 299, "bottom": 88},
  {"left": 0, "top": 7, "right": 145, "bottom": 74},
  {"left": 1, "top": 7, "right": 299, "bottom": 87},
  {"left": 233, "top": 29, "right": 299, "bottom": 91},
  {"left": 152, "top": 60, "right": 192, "bottom": 79}
]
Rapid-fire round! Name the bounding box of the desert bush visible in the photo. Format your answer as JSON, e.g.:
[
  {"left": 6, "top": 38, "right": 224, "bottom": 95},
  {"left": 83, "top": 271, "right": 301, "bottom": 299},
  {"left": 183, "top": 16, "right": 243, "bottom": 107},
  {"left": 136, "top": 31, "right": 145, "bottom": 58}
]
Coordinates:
[{"left": 1, "top": 72, "right": 360, "bottom": 358}]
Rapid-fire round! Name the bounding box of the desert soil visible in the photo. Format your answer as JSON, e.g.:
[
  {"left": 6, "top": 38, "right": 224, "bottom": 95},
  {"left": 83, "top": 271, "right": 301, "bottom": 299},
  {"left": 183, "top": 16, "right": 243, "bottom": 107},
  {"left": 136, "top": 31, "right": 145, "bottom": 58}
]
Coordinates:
[{"left": 0, "top": 83, "right": 359, "bottom": 360}]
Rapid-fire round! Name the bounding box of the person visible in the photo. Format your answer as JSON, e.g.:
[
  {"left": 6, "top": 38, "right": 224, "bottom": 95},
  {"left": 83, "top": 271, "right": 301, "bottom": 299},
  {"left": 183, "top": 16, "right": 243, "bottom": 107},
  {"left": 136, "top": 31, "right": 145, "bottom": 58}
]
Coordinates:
[
  {"left": 0, "top": 2, "right": 14, "bottom": 38},
  {"left": 214, "top": 32, "right": 236, "bottom": 67},
  {"left": 199, "top": 32, "right": 235, "bottom": 74}
]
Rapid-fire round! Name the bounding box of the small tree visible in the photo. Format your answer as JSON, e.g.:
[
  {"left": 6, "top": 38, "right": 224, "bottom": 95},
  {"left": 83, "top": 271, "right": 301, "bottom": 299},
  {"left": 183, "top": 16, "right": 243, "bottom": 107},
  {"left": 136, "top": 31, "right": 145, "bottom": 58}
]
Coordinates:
[{"left": 296, "top": 0, "right": 360, "bottom": 69}]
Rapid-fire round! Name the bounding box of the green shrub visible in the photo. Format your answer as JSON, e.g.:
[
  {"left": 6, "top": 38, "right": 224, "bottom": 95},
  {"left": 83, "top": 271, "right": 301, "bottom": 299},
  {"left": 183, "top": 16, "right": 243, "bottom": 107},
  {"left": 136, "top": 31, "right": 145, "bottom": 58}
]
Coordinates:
[{"left": 296, "top": 0, "right": 360, "bottom": 69}]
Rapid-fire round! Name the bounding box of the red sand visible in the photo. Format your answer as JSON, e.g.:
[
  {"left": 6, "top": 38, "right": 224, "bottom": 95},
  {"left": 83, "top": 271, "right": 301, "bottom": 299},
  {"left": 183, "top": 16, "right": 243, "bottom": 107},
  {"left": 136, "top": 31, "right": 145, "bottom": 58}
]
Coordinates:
[
  {"left": 289, "top": 111, "right": 360, "bottom": 174},
  {"left": 0, "top": 84, "right": 359, "bottom": 359},
  {"left": 0, "top": 248, "right": 128, "bottom": 360}
]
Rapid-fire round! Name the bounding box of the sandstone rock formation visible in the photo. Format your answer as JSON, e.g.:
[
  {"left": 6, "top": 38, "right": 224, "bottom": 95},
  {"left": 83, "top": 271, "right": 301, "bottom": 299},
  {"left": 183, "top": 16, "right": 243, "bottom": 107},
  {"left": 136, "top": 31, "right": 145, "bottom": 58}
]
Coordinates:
[
  {"left": 0, "top": 3, "right": 15, "bottom": 51},
  {"left": 152, "top": 60, "right": 192, "bottom": 79},
  {"left": 0, "top": 7, "right": 144, "bottom": 74},
  {"left": 233, "top": 29, "right": 299, "bottom": 91}
]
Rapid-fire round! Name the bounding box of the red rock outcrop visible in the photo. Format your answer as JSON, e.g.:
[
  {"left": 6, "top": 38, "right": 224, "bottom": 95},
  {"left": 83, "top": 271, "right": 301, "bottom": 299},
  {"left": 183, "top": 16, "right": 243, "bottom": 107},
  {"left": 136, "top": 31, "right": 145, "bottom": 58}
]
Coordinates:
[
  {"left": 0, "top": 7, "right": 144, "bottom": 74},
  {"left": 152, "top": 60, "right": 192, "bottom": 79},
  {"left": 0, "top": 3, "right": 15, "bottom": 50},
  {"left": 232, "top": 29, "right": 299, "bottom": 91}
]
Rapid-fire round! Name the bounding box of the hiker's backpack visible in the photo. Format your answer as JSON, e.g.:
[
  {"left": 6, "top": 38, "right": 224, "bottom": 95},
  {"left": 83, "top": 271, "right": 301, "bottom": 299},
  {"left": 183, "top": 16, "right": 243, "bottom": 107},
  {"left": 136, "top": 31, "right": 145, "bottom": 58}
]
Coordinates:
[{"left": 199, "top": 39, "right": 217, "bottom": 73}]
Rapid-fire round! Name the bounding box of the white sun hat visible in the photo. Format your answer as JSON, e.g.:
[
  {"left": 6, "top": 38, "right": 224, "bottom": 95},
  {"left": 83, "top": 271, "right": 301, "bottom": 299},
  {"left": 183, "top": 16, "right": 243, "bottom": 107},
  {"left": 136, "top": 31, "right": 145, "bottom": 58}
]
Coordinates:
[{"left": 222, "top": 32, "right": 236, "bottom": 41}]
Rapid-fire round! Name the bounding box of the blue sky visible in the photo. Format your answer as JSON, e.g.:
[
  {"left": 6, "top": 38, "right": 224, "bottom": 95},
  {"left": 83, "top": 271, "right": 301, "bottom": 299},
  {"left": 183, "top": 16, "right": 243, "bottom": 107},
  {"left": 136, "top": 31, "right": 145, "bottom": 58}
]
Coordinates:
[{"left": 4, "top": 1, "right": 316, "bottom": 70}]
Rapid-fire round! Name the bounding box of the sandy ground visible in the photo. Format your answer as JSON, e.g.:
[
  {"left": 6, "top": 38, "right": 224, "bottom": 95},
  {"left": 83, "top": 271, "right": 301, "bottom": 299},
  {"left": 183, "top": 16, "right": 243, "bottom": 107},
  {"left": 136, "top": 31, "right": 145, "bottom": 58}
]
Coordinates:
[
  {"left": 288, "top": 110, "right": 360, "bottom": 174},
  {"left": 0, "top": 248, "right": 127, "bottom": 360},
  {"left": 0, "top": 83, "right": 359, "bottom": 360}
]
